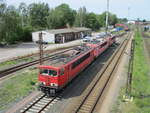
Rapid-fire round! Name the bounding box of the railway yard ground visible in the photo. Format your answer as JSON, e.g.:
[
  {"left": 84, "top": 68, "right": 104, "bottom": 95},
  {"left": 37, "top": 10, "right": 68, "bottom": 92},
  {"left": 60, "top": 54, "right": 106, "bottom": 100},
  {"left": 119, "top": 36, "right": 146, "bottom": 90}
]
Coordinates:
[
  {"left": 0, "top": 32, "right": 129, "bottom": 113},
  {"left": 1, "top": 29, "right": 150, "bottom": 113},
  {"left": 1, "top": 0, "right": 150, "bottom": 112}
]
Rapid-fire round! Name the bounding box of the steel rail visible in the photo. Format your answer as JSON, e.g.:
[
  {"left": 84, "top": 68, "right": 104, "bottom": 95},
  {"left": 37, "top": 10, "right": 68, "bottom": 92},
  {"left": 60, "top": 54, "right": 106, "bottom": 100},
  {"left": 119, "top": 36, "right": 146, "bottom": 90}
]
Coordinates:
[{"left": 21, "top": 94, "right": 57, "bottom": 113}]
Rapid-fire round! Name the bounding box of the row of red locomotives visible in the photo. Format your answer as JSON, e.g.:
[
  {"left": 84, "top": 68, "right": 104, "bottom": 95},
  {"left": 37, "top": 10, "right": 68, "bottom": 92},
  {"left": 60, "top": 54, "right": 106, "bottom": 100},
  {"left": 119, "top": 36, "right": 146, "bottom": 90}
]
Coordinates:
[{"left": 38, "top": 35, "right": 116, "bottom": 96}]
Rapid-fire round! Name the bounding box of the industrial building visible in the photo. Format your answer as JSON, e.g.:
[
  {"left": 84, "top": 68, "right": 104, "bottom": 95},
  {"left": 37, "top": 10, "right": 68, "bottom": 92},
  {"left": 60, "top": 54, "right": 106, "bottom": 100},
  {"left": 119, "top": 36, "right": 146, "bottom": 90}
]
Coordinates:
[{"left": 32, "top": 27, "right": 91, "bottom": 44}]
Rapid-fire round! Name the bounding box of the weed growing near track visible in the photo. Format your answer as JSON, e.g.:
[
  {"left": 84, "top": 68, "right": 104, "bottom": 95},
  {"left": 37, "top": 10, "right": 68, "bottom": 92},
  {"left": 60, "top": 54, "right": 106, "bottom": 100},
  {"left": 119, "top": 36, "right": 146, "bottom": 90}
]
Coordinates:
[
  {"left": 0, "top": 69, "right": 38, "bottom": 111},
  {"left": 111, "top": 30, "right": 150, "bottom": 113}
]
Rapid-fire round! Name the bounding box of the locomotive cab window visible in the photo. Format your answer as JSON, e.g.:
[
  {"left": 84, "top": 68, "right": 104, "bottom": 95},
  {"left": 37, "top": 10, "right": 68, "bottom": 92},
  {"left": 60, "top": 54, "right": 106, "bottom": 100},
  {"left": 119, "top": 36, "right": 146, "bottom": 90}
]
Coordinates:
[
  {"left": 40, "top": 69, "right": 49, "bottom": 75},
  {"left": 49, "top": 70, "right": 57, "bottom": 77},
  {"left": 40, "top": 69, "right": 57, "bottom": 76}
]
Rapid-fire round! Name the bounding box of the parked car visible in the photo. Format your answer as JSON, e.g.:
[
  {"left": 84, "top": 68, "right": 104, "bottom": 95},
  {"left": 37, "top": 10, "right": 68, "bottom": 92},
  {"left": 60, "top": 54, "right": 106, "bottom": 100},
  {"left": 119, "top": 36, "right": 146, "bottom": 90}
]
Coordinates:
[{"left": 82, "top": 36, "right": 92, "bottom": 42}]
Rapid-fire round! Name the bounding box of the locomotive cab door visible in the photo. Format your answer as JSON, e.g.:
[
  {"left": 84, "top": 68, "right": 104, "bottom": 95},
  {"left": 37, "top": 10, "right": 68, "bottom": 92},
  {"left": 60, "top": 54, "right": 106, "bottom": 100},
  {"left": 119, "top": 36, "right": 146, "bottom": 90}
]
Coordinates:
[{"left": 58, "top": 66, "right": 69, "bottom": 88}]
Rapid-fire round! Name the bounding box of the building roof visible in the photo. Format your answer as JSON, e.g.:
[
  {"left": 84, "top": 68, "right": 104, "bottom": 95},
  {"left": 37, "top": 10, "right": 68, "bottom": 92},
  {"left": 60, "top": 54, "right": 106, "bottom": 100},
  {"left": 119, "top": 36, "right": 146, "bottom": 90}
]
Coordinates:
[
  {"left": 45, "top": 27, "right": 91, "bottom": 34},
  {"left": 74, "top": 27, "right": 91, "bottom": 32},
  {"left": 46, "top": 28, "right": 77, "bottom": 34}
]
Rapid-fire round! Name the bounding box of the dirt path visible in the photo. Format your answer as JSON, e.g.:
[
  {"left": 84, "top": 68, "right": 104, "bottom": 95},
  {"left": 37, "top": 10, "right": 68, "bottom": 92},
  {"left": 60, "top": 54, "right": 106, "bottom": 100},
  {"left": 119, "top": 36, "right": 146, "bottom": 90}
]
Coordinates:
[
  {"left": 143, "top": 37, "right": 150, "bottom": 63},
  {"left": 143, "top": 36, "right": 150, "bottom": 76}
]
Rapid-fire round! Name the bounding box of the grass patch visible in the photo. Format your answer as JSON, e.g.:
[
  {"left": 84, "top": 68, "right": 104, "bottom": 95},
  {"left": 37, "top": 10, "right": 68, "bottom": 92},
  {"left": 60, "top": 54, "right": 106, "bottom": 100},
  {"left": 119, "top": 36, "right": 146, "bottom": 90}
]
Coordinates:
[
  {"left": 111, "top": 30, "right": 150, "bottom": 113},
  {"left": 0, "top": 69, "right": 38, "bottom": 111},
  {"left": 0, "top": 57, "right": 34, "bottom": 69}
]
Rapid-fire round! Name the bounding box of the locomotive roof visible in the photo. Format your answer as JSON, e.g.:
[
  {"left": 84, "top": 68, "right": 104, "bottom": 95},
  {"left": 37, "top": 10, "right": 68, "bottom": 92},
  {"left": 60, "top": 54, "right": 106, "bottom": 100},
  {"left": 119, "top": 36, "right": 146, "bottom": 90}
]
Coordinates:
[{"left": 44, "top": 45, "right": 92, "bottom": 67}]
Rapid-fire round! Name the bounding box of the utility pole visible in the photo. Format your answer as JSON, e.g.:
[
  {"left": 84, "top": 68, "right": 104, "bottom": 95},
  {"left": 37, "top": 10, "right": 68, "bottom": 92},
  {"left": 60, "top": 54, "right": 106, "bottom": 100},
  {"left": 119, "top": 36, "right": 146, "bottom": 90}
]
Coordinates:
[
  {"left": 39, "top": 32, "right": 44, "bottom": 65},
  {"left": 105, "top": 0, "right": 109, "bottom": 34},
  {"left": 128, "top": 7, "right": 130, "bottom": 21}
]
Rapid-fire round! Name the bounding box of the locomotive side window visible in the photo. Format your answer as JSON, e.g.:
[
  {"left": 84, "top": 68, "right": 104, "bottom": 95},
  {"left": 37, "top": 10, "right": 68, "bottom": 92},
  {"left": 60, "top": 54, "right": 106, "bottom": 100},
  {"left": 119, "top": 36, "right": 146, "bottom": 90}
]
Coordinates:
[
  {"left": 72, "top": 53, "right": 90, "bottom": 69},
  {"left": 49, "top": 70, "right": 57, "bottom": 76}
]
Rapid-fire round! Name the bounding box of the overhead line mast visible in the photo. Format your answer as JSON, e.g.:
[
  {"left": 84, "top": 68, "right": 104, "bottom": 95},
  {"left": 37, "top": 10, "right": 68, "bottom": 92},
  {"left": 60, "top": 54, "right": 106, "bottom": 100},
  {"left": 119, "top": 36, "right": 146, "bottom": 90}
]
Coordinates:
[
  {"left": 106, "top": 0, "right": 109, "bottom": 34},
  {"left": 39, "top": 32, "right": 44, "bottom": 65}
]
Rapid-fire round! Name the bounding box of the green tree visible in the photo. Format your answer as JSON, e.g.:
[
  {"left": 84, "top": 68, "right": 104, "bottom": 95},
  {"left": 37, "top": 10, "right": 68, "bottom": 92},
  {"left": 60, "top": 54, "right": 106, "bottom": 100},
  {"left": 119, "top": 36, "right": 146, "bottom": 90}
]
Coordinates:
[
  {"left": 47, "top": 4, "right": 76, "bottom": 29},
  {"left": 28, "top": 3, "right": 49, "bottom": 29},
  {"left": 109, "top": 13, "right": 118, "bottom": 25},
  {"left": 2, "top": 6, "right": 22, "bottom": 44},
  {"left": 74, "top": 7, "right": 87, "bottom": 27},
  {"left": 47, "top": 9, "right": 59, "bottom": 29},
  {"left": 143, "top": 19, "right": 146, "bottom": 22},
  {"left": 0, "top": 0, "right": 6, "bottom": 43},
  {"left": 18, "top": 2, "right": 29, "bottom": 27},
  {"left": 97, "top": 12, "right": 106, "bottom": 27},
  {"left": 98, "top": 12, "right": 118, "bottom": 27},
  {"left": 55, "top": 4, "right": 76, "bottom": 27},
  {"left": 85, "top": 13, "right": 100, "bottom": 31},
  {"left": 18, "top": 2, "right": 32, "bottom": 42},
  {"left": 118, "top": 18, "right": 128, "bottom": 23}
]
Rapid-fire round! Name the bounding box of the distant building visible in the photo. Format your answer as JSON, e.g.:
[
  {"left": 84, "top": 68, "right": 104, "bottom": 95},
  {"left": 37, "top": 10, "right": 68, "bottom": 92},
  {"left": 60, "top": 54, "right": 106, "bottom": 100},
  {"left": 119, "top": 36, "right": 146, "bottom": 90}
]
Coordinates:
[
  {"left": 127, "top": 20, "right": 136, "bottom": 24},
  {"left": 32, "top": 27, "right": 91, "bottom": 44}
]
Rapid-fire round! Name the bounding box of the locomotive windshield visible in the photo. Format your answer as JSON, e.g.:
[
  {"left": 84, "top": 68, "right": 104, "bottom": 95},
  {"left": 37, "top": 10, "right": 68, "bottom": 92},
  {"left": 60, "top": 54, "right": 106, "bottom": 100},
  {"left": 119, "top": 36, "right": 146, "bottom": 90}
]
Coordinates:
[{"left": 40, "top": 69, "right": 57, "bottom": 76}]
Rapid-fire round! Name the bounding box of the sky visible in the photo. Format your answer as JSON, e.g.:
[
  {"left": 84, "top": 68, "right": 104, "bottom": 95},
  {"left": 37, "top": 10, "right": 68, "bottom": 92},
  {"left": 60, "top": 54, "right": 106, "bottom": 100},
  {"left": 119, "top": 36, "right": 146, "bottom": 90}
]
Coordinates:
[{"left": 5, "top": 0, "right": 150, "bottom": 20}]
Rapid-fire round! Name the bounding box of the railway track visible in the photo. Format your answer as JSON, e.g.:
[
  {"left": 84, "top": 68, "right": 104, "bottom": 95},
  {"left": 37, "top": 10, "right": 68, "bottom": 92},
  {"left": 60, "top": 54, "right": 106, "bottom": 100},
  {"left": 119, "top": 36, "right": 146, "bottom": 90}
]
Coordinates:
[
  {"left": 0, "top": 48, "right": 75, "bottom": 78},
  {"left": 66, "top": 32, "right": 132, "bottom": 113},
  {"left": 20, "top": 94, "right": 59, "bottom": 113}
]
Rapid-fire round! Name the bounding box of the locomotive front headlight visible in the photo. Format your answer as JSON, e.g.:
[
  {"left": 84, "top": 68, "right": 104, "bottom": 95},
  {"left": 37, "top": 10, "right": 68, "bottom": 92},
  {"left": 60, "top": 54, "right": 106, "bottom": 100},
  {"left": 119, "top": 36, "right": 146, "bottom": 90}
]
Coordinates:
[{"left": 43, "top": 82, "right": 46, "bottom": 85}]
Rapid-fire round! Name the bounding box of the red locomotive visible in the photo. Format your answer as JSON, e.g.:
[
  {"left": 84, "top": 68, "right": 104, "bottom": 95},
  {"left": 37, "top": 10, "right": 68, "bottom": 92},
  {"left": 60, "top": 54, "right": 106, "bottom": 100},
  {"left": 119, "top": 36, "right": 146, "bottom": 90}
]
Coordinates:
[{"left": 38, "top": 36, "right": 116, "bottom": 96}]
